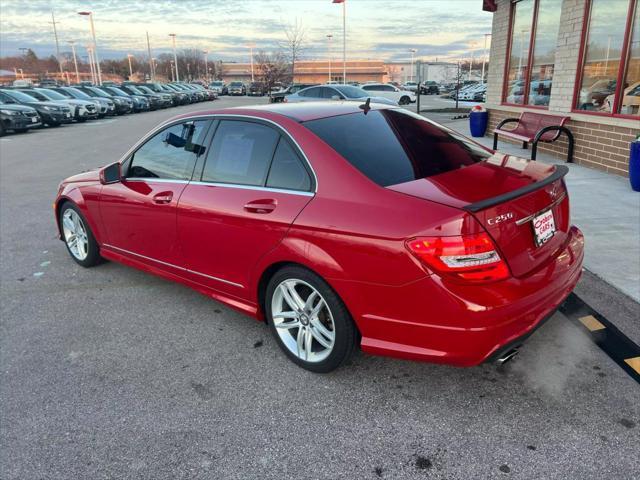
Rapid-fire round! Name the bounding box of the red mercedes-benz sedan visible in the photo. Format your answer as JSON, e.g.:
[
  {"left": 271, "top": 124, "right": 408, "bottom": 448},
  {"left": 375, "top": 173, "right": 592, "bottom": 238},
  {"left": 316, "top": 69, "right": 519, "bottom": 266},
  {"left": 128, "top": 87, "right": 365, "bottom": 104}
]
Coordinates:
[{"left": 54, "top": 102, "right": 584, "bottom": 372}]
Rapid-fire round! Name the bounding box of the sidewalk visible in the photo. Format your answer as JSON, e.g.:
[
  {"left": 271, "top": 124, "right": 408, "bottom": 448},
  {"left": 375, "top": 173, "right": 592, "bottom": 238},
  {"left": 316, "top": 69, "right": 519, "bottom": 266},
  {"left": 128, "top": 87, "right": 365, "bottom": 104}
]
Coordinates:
[{"left": 421, "top": 113, "right": 640, "bottom": 303}]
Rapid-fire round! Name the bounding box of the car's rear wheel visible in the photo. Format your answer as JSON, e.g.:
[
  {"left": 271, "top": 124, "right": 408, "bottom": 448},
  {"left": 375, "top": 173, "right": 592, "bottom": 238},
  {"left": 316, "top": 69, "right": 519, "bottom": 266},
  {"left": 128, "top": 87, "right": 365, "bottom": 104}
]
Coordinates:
[
  {"left": 266, "top": 266, "right": 356, "bottom": 373},
  {"left": 60, "top": 203, "right": 101, "bottom": 267},
  {"left": 399, "top": 95, "right": 411, "bottom": 105}
]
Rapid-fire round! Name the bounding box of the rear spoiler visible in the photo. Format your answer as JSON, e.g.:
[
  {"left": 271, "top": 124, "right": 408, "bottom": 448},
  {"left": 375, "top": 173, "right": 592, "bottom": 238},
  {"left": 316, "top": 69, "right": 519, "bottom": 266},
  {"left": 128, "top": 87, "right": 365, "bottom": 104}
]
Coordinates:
[{"left": 463, "top": 165, "right": 569, "bottom": 213}]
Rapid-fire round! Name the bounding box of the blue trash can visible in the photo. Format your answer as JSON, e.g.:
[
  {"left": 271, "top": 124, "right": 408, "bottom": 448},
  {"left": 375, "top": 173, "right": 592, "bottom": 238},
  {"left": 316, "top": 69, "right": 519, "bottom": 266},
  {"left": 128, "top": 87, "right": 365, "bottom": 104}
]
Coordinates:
[
  {"left": 469, "top": 111, "right": 488, "bottom": 137},
  {"left": 630, "top": 138, "right": 640, "bottom": 192}
]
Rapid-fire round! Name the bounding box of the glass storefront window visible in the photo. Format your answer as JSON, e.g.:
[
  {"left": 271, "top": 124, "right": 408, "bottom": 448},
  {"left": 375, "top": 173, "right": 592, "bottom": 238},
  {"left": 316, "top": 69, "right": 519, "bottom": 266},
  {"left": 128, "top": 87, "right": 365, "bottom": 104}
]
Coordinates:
[
  {"left": 505, "top": 0, "right": 535, "bottom": 105},
  {"left": 527, "top": 0, "right": 562, "bottom": 106},
  {"left": 576, "top": 0, "right": 629, "bottom": 112},
  {"left": 618, "top": 3, "right": 639, "bottom": 115}
]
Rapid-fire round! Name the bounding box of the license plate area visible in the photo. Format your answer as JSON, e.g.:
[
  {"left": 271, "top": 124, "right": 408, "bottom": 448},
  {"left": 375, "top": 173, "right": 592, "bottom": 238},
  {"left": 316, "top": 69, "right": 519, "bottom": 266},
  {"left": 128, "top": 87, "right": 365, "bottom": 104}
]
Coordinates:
[{"left": 532, "top": 209, "right": 556, "bottom": 247}]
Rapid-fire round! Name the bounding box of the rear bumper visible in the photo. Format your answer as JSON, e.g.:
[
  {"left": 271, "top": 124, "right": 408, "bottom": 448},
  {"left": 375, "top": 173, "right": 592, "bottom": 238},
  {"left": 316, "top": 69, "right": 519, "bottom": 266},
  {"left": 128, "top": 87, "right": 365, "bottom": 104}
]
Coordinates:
[{"left": 335, "top": 225, "right": 584, "bottom": 366}]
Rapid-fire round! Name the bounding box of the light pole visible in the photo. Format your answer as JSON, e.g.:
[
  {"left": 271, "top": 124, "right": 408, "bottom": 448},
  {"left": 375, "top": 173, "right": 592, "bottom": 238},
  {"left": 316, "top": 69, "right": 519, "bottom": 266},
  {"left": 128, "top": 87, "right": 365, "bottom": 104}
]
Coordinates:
[
  {"left": 203, "top": 50, "right": 209, "bottom": 82},
  {"left": 169, "top": 33, "right": 179, "bottom": 81},
  {"left": 481, "top": 33, "right": 491, "bottom": 85},
  {"left": 170, "top": 60, "right": 175, "bottom": 81},
  {"left": 49, "top": 10, "right": 64, "bottom": 79},
  {"left": 326, "top": 34, "right": 333, "bottom": 82},
  {"left": 69, "top": 41, "right": 79, "bottom": 83},
  {"left": 127, "top": 54, "right": 134, "bottom": 77},
  {"left": 468, "top": 41, "right": 477, "bottom": 82},
  {"left": 86, "top": 46, "right": 96, "bottom": 84},
  {"left": 246, "top": 44, "right": 256, "bottom": 82},
  {"left": 409, "top": 48, "right": 417, "bottom": 82},
  {"left": 78, "top": 12, "right": 102, "bottom": 85},
  {"left": 146, "top": 31, "right": 154, "bottom": 81},
  {"left": 333, "top": 0, "right": 346, "bottom": 83}
]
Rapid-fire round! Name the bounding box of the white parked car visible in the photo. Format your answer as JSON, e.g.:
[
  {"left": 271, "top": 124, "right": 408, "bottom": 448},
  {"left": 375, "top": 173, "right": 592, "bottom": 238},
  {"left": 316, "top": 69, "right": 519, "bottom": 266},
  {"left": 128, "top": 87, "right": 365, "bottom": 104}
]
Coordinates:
[
  {"left": 284, "top": 84, "right": 397, "bottom": 106},
  {"left": 360, "top": 83, "right": 416, "bottom": 105},
  {"left": 401, "top": 81, "right": 419, "bottom": 92}
]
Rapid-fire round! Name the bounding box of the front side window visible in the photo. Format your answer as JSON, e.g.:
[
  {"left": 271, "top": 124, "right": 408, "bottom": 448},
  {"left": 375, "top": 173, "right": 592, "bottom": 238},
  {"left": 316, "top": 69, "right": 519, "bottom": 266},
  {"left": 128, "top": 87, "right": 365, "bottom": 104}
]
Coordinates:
[
  {"left": 504, "top": 0, "right": 561, "bottom": 106},
  {"left": 300, "top": 87, "right": 321, "bottom": 98},
  {"left": 575, "top": 0, "right": 639, "bottom": 116},
  {"left": 305, "top": 109, "right": 489, "bottom": 187},
  {"left": 201, "top": 120, "right": 279, "bottom": 186},
  {"left": 127, "top": 120, "right": 208, "bottom": 180},
  {"left": 322, "top": 87, "right": 340, "bottom": 99}
]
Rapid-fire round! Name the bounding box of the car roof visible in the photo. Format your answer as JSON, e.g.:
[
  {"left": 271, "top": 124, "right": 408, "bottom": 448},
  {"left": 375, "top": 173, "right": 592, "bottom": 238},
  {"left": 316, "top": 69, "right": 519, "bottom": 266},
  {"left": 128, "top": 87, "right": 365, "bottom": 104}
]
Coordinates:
[{"left": 175, "top": 101, "right": 398, "bottom": 123}]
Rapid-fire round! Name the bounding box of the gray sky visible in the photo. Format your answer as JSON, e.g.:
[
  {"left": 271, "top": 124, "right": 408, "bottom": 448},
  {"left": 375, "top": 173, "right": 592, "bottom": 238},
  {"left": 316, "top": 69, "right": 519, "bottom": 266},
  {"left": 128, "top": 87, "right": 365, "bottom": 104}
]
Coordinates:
[{"left": 0, "top": 0, "right": 493, "bottom": 62}]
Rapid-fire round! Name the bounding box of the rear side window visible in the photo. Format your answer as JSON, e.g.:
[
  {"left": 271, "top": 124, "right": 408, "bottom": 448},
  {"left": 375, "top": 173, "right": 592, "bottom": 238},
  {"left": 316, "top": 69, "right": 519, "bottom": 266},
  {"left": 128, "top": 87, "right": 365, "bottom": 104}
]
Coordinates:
[
  {"left": 304, "top": 109, "right": 490, "bottom": 186},
  {"left": 266, "top": 139, "right": 312, "bottom": 191},
  {"left": 127, "top": 120, "right": 208, "bottom": 180},
  {"left": 202, "top": 120, "right": 279, "bottom": 186}
]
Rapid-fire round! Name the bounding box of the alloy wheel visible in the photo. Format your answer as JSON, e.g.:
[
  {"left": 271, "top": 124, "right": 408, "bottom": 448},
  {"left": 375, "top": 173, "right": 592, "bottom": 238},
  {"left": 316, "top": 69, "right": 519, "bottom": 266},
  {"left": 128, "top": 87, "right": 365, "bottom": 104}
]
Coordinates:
[
  {"left": 62, "top": 209, "right": 89, "bottom": 261},
  {"left": 271, "top": 279, "right": 336, "bottom": 363}
]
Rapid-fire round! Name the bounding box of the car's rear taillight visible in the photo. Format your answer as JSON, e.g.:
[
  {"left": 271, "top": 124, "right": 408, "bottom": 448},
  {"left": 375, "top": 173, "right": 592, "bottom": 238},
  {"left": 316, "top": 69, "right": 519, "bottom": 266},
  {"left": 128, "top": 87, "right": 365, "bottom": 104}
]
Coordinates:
[{"left": 405, "top": 233, "right": 510, "bottom": 283}]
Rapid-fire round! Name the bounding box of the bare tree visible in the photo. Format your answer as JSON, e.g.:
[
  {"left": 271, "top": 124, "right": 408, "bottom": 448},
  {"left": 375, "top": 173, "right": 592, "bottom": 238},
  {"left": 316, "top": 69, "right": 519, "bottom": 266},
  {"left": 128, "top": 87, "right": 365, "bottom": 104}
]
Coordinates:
[
  {"left": 254, "top": 50, "right": 289, "bottom": 94},
  {"left": 281, "top": 19, "right": 306, "bottom": 83}
]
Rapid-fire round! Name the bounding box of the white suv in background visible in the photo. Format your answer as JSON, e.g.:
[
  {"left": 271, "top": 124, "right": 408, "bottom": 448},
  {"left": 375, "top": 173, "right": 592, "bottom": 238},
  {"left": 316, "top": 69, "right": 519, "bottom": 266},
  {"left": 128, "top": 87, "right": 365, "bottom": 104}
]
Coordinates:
[{"left": 360, "top": 83, "right": 416, "bottom": 105}]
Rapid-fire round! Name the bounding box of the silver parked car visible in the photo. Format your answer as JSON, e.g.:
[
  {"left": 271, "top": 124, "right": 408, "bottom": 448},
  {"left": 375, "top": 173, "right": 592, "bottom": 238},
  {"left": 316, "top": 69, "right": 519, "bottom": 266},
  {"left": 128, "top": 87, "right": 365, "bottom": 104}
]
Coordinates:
[{"left": 284, "top": 84, "right": 397, "bottom": 106}]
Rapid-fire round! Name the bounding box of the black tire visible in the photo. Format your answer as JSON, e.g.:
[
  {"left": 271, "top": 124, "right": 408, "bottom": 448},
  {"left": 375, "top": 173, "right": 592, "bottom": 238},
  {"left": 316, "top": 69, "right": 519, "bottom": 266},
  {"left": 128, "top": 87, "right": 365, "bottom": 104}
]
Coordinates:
[
  {"left": 59, "top": 202, "right": 102, "bottom": 268},
  {"left": 399, "top": 96, "right": 410, "bottom": 105},
  {"left": 0, "top": 123, "right": 6, "bottom": 136},
  {"left": 47, "top": 122, "right": 61, "bottom": 127},
  {"left": 265, "top": 265, "right": 357, "bottom": 373},
  {"left": 14, "top": 128, "right": 29, "bottom": 133}
]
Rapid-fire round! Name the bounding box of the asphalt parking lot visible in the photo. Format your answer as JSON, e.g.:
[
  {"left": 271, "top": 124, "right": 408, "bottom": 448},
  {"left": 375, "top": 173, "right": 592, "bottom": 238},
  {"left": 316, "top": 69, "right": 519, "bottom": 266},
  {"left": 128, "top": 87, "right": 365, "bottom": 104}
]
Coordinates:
[{"left": 1, "top": 96, "right": 638, "bottom": 480}]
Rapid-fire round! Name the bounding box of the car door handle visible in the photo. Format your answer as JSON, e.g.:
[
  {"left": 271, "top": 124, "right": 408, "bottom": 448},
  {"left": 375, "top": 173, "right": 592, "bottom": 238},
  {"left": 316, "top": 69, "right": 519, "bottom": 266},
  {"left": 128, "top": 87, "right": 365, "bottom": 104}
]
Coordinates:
[
  {"left": 244, "top": 199, "right": 276, "bottom": 214},
  {"left": 152, "top": 192, "right": 173, "bottom": 204}
]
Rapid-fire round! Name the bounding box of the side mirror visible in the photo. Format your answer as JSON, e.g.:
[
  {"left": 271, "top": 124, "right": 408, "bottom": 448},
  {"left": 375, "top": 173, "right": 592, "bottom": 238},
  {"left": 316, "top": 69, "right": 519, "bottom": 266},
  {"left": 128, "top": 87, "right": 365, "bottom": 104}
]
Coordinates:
[
  {"left": 331, "top": 95, "right": 341, "bottom": 100},
  {"left": 100, "top": 162, "right": 121, "bottom": 185}
]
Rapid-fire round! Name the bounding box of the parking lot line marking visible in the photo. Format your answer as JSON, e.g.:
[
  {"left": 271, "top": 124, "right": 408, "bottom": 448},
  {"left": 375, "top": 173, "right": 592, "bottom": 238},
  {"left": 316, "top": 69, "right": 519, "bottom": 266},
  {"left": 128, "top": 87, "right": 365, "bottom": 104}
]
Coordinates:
[
  {"left": 561, "top": 293, "right": 640, "bottom": 385},
  {"left": 624, "top": 357, "right": 640, "bottom": 374},
  {"left": 579, "top": 315, "right": 606, "bottom": 331}
]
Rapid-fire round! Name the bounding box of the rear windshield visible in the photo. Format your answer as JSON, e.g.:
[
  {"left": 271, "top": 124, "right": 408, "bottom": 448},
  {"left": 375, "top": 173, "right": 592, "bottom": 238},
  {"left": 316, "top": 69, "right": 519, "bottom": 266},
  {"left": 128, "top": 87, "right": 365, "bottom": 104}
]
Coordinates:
[{"left": 304, "top": 109, "right": 490, "bottom": 186}]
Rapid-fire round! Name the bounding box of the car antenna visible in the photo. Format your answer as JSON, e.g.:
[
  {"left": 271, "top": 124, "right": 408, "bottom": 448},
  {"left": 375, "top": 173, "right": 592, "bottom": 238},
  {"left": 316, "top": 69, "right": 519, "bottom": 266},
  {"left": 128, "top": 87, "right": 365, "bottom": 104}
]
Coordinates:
[{"left": 359, "top": 97, "right": 371, "bottom": 114}]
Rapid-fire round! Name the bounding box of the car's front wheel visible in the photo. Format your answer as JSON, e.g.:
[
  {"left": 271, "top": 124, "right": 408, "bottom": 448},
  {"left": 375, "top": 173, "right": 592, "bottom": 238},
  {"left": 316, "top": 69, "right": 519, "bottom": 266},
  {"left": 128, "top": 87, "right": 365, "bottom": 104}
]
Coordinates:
[
  {"left": 59, "top": 203, "right": 102, "bottom": 267},
  {"left": 399, "top": 95, "right": 411, "bottom": 105},
  {"left": 266, "top": 266, "right": 356, "bottom": 373}
]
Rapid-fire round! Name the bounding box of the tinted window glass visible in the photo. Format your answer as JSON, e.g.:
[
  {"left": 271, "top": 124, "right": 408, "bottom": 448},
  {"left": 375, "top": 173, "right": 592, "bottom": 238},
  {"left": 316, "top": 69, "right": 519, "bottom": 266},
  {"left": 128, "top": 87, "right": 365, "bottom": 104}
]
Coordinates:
[
  {"left": 127, "top": 120, "right": 208, "bottom": 180},
  {"left": 202, "top": 120, "right": 279, "bottom": 186},
  {"left": 322, "top": 87, "right": 340, "bottom": 99},
  {"left": 300, "top": 87, "right": 321, "bottom": 98},
  {"left": 305, "top": 109, "right": 489, "bottom": 186},
  {"left": 1, "top": 90, "right": 38, "bottom": 102},
  {"left": 266, "top": 139, "right": 312, "bottom": 191},
  {"left": 333, "top": 85, "right": 368, "bottom": 98}
]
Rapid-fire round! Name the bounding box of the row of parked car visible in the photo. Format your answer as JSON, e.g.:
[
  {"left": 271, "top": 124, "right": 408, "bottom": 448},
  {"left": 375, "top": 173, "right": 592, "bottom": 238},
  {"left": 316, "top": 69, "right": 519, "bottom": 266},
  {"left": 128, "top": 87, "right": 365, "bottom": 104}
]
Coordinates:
[
  {"left": 268, "top": 82, "right": 418, "bottom": 106},
  {"left": 0, "top": 81, "right": 217, "bottom": 136},
  {"left": 444, "top": 82, "right": 487, "bottom": 102}
]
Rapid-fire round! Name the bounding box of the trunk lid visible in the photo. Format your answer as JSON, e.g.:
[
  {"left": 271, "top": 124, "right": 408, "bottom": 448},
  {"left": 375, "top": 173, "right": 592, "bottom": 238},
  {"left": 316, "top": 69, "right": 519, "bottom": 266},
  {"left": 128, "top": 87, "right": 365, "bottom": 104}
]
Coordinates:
[{"left": 388, "top": 154, "right": 570, "bottom": 277}]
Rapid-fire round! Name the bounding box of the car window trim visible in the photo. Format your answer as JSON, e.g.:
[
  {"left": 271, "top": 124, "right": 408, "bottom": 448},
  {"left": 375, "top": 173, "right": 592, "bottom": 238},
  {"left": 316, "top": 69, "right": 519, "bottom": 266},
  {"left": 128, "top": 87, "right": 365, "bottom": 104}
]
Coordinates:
[
  {"left": 117, "top": 114, "right": 318, "bottom": 194},
  {"left": 199, "top": 118, "right": 280, "bottom": 187},
  {"left": 122, "top": 118, "right": 214, "bottom": 181}
]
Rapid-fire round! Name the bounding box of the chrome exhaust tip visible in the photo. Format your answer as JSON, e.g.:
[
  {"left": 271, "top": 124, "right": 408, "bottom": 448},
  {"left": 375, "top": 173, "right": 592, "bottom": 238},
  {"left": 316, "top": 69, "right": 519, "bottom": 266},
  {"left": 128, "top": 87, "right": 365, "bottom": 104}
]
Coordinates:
[{"left": 495, "top": 347, "right": 519, "bottom": 366}]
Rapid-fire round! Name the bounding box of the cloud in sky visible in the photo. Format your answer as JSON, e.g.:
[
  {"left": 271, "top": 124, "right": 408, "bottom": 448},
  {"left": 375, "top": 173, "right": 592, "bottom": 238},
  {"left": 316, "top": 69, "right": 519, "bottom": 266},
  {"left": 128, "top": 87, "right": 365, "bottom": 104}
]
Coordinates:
[{"left": 0, "top": 0, "right": 493, "bottom": 62}]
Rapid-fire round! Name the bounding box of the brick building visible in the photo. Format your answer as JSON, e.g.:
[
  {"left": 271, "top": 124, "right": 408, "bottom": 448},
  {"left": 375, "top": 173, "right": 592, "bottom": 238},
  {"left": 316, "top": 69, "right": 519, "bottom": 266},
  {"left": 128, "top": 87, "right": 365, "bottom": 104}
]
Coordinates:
[
  {"left": 221, "top": 60, "right": 387, "bottom": 84},
  {"left": 484, "top": 0, "right": 639, "bottom": 176}
]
